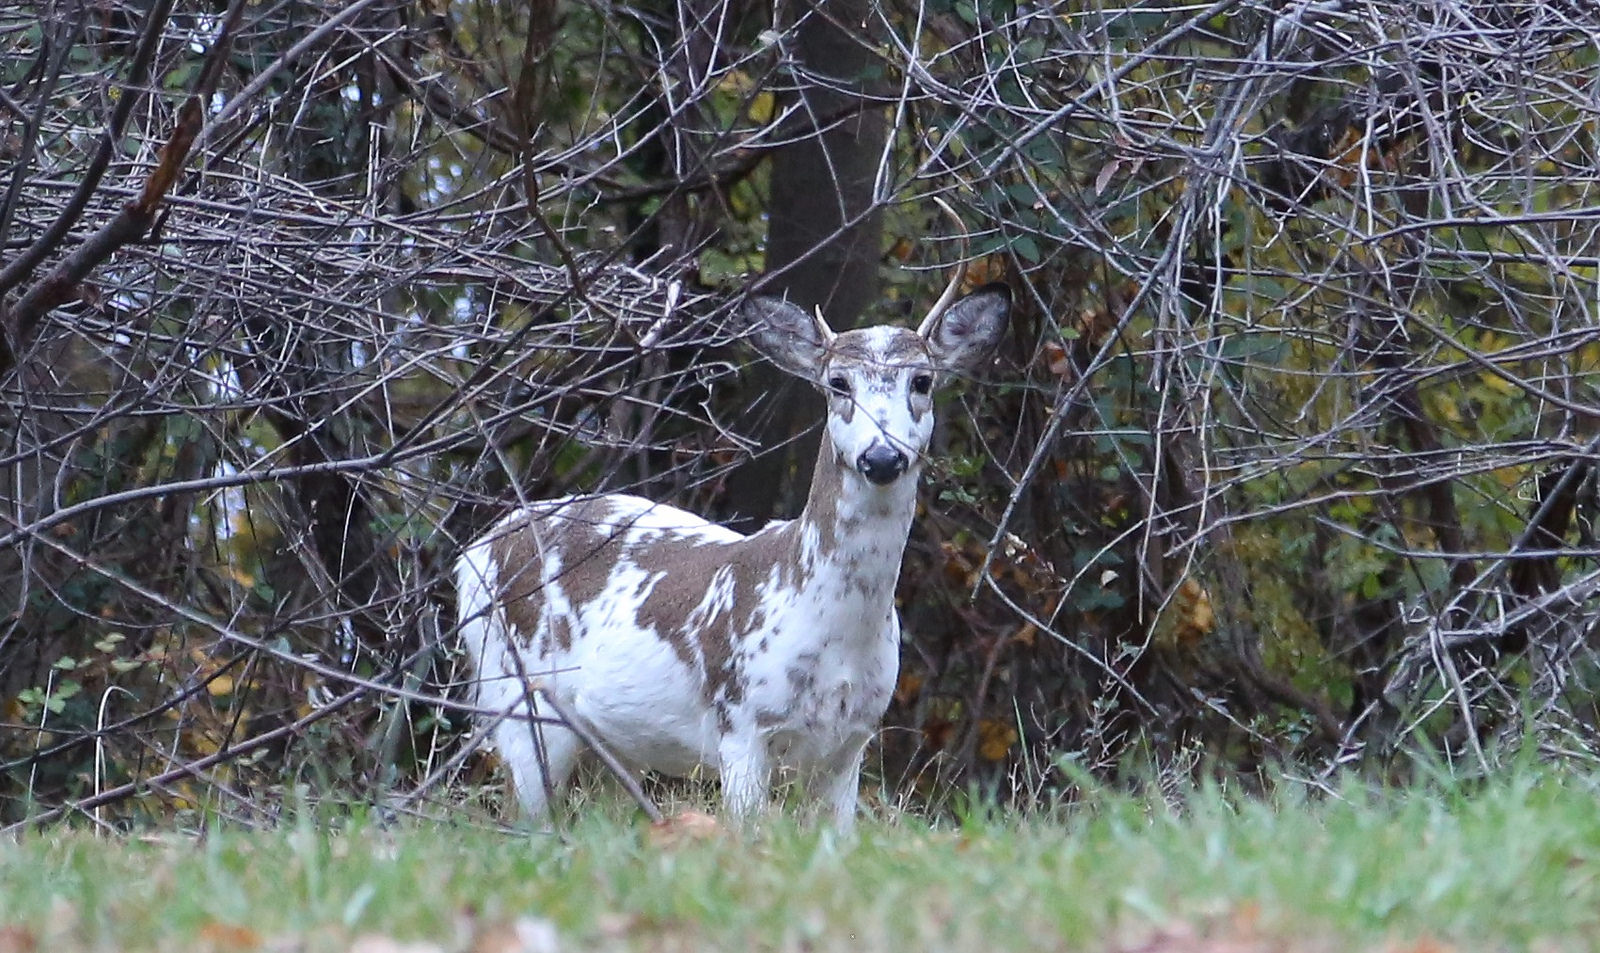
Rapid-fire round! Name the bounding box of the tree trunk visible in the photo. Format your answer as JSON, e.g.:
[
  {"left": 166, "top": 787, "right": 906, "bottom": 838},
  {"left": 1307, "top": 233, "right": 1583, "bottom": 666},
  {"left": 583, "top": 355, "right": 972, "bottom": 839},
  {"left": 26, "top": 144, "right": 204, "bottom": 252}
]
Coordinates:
[{"left": 722, "top": 0, "right": 886, "bottom": 530}]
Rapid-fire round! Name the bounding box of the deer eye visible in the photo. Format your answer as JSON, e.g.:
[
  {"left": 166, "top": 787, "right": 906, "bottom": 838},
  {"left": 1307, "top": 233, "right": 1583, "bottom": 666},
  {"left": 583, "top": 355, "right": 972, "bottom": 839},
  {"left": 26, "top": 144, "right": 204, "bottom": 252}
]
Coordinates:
[
  {"left": 911, "top": 373, "right": 934, "bottom": 395},
  {"left": 827, "top": 374, "right": 851, "bottom": 397}
]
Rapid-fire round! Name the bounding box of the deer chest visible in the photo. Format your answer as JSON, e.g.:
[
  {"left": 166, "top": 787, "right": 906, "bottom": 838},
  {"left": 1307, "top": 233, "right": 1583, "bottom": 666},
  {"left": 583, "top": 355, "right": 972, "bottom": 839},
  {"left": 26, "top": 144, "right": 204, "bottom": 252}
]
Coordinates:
[{"left": 739, "top": 624, "right": 900, "bottom": 766}]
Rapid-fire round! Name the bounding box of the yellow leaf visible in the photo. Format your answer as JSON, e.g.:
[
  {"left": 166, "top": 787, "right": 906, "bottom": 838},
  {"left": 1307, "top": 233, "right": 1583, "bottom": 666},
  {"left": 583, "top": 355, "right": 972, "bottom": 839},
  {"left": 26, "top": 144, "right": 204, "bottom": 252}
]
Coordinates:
[
  {"left": 1173, "top": 577, "right": 1215, "bottom": 647},
  {"left": 206, "top": 674, "right": 235, "bottom": 697},
  {"left": 748, "top": 90, "right": 775, "bottom": 124},
  {"left": 1479, "top": 370, "right": 1519, "bottom": 396},
  {"left": 716, "top": 69, "right": 756, "bottom": 96},
  {"left": 977, "top": 719, "right": 1018, "bottom": 761}
]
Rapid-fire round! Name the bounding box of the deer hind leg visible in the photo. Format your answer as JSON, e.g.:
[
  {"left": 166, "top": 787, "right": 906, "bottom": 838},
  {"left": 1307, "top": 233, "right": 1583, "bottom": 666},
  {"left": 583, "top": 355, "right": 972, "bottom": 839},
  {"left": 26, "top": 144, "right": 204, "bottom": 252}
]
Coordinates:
[{"left": 494, "top": 700, "right": 583, "bottom": 821}]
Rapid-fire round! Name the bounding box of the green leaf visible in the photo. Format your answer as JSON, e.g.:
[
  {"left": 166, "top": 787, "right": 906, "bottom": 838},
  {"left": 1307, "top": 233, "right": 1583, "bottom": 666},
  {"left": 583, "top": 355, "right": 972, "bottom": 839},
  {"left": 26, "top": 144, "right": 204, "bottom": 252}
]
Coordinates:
[{"left": 1012, "top": 234, "right": 1042, "bottom": 264}]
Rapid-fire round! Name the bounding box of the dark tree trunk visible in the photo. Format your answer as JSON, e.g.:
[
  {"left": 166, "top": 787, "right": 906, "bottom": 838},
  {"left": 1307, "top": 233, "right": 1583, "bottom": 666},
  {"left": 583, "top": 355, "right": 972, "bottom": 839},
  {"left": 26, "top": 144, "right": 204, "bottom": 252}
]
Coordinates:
[{"left": 722, "top": 0, "right": 886, "bottom": 530}]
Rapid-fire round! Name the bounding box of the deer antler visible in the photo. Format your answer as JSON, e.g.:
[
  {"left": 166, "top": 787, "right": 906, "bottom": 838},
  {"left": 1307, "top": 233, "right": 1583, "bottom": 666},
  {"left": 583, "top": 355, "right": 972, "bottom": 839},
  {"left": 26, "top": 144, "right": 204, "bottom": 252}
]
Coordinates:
[{"left": 917, "top": 196, "right": 971, "bottom": 336}]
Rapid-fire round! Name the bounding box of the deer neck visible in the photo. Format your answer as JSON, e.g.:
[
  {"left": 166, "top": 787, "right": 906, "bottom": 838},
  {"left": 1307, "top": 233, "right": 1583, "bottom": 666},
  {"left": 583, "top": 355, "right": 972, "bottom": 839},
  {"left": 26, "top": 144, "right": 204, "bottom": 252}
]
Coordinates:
[{"left": 789, "top": 439, "right": 921, "bottom": 607}]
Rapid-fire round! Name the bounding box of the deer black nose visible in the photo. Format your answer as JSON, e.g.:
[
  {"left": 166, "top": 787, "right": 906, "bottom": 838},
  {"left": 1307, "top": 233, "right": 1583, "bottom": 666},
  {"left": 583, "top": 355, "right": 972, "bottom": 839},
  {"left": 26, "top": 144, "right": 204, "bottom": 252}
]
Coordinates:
[{"left": 857, "top": 444, "right": 908, "bottom": 485}]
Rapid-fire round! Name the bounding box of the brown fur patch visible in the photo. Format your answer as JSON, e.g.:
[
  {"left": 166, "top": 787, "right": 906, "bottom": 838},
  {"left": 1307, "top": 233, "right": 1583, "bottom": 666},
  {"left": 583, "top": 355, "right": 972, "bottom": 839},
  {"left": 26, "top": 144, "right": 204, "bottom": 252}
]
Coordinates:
[
  {"left": 486, "top": 515, "right": 549, "bottom": 649},
  {"left": 826, "top": 328, "right": 930, "bottom": 368},
  {"left": 626, "top": 521, "right": 808, "bottom": 715},
  {"left": 543, "top": 498, "right": 631, "bottom": 643},
  {"left": 486, "top": 498, "right": 642, "bottom": 656},
  {"left": 801, "top": 442, "right": 844, "bottom": 555}
]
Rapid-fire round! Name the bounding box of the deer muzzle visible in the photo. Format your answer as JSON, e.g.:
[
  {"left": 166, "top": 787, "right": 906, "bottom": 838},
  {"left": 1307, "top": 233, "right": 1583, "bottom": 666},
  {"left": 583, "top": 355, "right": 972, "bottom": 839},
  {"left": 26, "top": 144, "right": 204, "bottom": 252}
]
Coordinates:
[{"left": 857, "top": 443, "right": 909, "bottom": 486}]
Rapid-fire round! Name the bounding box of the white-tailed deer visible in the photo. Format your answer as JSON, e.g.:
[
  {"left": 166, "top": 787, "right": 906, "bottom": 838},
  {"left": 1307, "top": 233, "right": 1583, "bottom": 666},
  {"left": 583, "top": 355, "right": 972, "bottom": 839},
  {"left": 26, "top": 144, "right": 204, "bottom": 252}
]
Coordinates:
[{"left": 455, "top": 279, "right": 1010, "bottom": 827}]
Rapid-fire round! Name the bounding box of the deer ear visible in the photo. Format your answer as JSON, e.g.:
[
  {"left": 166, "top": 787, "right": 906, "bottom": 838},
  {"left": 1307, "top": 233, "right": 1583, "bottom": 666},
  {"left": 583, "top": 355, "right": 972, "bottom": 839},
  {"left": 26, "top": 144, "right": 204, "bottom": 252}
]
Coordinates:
[
  {"left": 922, "top": 283, "right": 1010, "bottom": 375},
  {"left": 741, "top": 296, "right": 835, "bottom": 379}
]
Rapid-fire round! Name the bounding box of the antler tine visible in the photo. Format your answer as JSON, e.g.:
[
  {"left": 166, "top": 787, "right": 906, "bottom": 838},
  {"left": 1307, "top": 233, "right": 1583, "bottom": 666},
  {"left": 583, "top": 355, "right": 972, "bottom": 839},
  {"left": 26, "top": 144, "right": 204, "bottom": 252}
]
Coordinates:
[
  {"left": 812, "top": 304, "right": 838, "bottom": 345},
  {"left": 916, "top": 195, "right": 971, "bottom": 337}
]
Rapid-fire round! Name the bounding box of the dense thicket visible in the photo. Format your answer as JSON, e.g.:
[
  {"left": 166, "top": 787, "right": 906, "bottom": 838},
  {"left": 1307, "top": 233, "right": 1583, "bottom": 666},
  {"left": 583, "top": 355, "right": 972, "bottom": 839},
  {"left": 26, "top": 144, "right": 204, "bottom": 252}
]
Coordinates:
[{"left": 4, "top": 0, "right": 1600, "bottom": 827}]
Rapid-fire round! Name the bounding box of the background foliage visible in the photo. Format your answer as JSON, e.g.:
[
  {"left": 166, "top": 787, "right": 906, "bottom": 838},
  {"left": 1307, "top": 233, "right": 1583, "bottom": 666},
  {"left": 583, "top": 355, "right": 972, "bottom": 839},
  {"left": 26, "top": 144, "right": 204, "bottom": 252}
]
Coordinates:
[{"left": 4, "top": 0, "right": 1600, "bottom": 828}]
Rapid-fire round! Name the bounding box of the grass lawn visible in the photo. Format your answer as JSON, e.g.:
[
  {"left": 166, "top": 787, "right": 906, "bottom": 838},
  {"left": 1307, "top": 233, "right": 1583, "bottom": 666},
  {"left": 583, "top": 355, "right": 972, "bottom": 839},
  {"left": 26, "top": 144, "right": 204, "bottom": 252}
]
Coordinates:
[{"left": 3, "top": 768, "right": 1599, "bottom": 952}]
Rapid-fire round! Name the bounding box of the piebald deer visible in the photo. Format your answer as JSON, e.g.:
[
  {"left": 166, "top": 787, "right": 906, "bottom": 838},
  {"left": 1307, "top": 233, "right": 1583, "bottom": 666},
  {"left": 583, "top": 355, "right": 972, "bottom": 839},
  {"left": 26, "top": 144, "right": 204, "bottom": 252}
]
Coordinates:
[{"left": 455, "top": 278, "right": 1010, "bottom": 827}]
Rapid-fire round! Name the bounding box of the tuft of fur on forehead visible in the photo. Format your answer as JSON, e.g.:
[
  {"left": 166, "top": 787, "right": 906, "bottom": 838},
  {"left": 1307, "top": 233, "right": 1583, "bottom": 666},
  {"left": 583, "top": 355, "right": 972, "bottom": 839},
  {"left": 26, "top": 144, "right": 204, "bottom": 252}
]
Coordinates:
[{"left": 825, "top": 326, "right": 931, "bottom": 368}]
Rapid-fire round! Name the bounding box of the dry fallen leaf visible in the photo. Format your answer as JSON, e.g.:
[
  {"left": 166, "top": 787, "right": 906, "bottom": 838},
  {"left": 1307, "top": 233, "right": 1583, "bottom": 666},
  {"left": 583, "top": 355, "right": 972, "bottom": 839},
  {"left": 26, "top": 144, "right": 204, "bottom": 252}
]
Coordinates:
[
  {"left": 1387, "top": 940, "right": 1456, "bottom": 953},
  {"left": 466, "top": 916, "right": 561, "bottom": 953},
  {"left": 1042, "top": 340, "right": 1073, "bottom": 378},
  {"left": 893, "top": 672, "right": 923, "bottom": 705},
  {"left": 1118, "top": 923, "right": 1278, "bottom": 953},
  {"left": 1116, "top": 904, "right": 1330, "bottom": 953},
  {"left": 647, "top": 810, "right": 724, "bottom": 848},
  {"left": 0, "top": 925, "right": 37, "bottom": 953},
  {"left": 1095, "top": 158, "right": 1122, "bottom": 195},
  {"left": 963, "top": 254, "right": 1007, "bottom": 288},
  {"left": 977, "top": 718, "right": 1019, "bottom": 762},
  {"left": 196, "top": 921, "right": 262, "bottom": 952},
  {"left": 347, "top": 934, "right": 446, "bottom": 953},
  {"left": 43, "top": 899, "right": 76, "bottom": 943},
  {"left": 1172, "top": 577, "right": 1216, "bottom": 648}
]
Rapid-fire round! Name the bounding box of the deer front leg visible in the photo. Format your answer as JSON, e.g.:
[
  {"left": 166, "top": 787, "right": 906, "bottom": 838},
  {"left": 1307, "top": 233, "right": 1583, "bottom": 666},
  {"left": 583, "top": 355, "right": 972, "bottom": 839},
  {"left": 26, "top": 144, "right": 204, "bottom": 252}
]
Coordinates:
[
  {"left": 810, "top": 737, "right": 869, "bottom": 831},
  {"left": 716, "top": 734, "right": 771, "bottom": 823}
]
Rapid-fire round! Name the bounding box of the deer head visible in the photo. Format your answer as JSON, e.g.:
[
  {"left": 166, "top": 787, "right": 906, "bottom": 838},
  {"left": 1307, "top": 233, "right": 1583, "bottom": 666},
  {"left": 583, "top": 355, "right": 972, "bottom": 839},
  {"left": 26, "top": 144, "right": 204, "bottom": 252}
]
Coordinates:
[{"left": 742, "top": 283, "right": 1011, "bottom": 487}]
